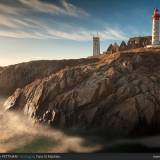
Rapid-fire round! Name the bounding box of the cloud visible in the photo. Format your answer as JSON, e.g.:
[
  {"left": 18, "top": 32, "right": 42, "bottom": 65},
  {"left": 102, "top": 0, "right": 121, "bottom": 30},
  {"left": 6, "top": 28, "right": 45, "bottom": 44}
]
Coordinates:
[
  {"left": 0, "top": 0, "right": 127, "bottom": 41},
  {"left": 0, "top": 3, "right": 22, "bottom": 16},
  {"left": 0, "top": 0, "right": 89, "bottom": 18},
  {"left": 0, "top": 23, "right": 128, "bottom": 41},
  {"left": 46, "top": 27, "right": 128, "bottom": 41},
  {"left": 0, "top": 13, "right": 127, "bottom": 41},
  {"left": 101, "top": 27, "right": 128, "bottom": 40},
  {"left": 18, "top": 0, "right": 89, "bottom": 18}
]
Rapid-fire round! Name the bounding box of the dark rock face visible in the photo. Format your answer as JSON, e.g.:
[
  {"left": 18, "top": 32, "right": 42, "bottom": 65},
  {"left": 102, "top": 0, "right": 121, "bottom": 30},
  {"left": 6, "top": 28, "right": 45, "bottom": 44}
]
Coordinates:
[
  {"left": 3, "top": 51, "right": 160, "bottom": 137},
  {"left": 0, "top": 59, "right": 98, "bottom": 96}
]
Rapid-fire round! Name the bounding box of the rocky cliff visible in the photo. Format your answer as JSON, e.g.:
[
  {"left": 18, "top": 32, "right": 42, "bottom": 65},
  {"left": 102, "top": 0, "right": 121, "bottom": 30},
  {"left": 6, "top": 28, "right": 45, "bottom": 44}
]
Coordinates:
[
  {"left": 0, "top": 59, "right": 98, "bottom": 96},
  {"left": 3, "top": 48, "right": 160, "bottom": 137}
]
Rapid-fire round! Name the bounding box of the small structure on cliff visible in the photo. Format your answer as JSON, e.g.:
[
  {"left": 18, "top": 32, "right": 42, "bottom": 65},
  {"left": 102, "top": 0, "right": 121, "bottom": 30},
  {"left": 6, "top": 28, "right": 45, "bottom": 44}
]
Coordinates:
[
  {"left": 107, "top": 43, "right": 119, "bottom": 53},
  {"left": 105, "top": 36, "right": 152, "bottom": 54},
  {"left": 119, "top": 41, "right": 128, "bottom": 51},
  {"left": 128, "top": 36, "right": 152, "bottom": 49},
  {"left": 93, "top": 35, "right": 100, "bottom": 56}
]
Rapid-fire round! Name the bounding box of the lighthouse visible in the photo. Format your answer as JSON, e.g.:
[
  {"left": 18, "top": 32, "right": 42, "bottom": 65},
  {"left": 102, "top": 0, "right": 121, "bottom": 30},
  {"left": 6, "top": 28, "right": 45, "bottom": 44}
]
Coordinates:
[
  {"left": 152, "top": 8, "right": 160, "bottom": 45},
  {"left": 146, "top": 8, "right": 160, "bottom": 48}
]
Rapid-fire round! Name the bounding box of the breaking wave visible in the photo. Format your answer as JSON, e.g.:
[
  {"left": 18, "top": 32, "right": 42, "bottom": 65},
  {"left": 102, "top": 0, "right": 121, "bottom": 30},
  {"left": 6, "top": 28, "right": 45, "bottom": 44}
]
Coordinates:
[{"left": 0, "top": 97, "right": 102, "bottom": 153}]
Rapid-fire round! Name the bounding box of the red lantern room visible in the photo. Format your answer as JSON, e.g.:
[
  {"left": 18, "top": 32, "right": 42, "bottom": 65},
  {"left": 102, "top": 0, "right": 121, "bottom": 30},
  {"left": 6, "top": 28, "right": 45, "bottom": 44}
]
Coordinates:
[{"left": 153, "top": 8, "right": 160, "bottom": 20}]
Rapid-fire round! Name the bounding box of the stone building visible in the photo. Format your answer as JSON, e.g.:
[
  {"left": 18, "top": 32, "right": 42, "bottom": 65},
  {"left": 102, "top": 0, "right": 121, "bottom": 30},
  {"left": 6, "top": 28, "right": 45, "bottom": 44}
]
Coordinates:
[
  {"left": 107, "top": 44, "right": 113, "bottom": 53},
  {"left": 106, "top": 36, "right": 152, "bottom": 54},
  {"left": 119, "top": 41, "right": 128, "bottom": 51},
  {"left": 127, "top": 36, "right": 152, "bottom": 49},
  {"left": 107, "top": 43, "right": 119, "bottom": 53}
]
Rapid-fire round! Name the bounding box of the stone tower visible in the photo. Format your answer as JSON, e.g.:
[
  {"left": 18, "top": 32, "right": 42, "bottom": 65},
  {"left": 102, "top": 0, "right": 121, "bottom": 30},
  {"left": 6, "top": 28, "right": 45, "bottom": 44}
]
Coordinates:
[
  {"left": 152, "top": 8, "right": 160, "bottom": 45},
  {"left": 93, "top": 36, "right": 100, "bottom": 56}
]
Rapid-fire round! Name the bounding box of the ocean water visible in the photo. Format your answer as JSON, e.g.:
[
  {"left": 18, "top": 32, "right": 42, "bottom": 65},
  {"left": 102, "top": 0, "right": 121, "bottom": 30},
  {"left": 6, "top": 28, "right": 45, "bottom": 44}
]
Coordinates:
[{"left": 1, "top": 97, "right": 160, "bottom": 153}]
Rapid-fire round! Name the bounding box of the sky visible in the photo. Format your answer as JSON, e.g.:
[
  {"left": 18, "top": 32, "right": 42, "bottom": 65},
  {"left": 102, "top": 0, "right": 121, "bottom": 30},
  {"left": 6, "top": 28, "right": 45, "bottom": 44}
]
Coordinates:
[{"left": 0, "top": 0, "right": 159, "bottom": 66}]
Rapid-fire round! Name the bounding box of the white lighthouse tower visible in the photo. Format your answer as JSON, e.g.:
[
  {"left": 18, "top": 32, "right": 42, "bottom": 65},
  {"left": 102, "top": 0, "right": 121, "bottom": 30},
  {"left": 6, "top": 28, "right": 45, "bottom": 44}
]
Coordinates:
[
  {"left": 152, "top": 8, "right": 160, "bottom": 46},
  {"left": 146, "top": 8, "right": 160, "bottom": 48},
  {"left": 93, "top": 35, "right": 100, "bottom": 56}
]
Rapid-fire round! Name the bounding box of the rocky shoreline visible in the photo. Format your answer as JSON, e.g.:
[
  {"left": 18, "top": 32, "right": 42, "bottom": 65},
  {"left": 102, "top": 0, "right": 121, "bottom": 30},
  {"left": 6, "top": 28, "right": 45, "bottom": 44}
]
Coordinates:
[{"left": 2, "top": 49, "right": 160, "bottom": 138}]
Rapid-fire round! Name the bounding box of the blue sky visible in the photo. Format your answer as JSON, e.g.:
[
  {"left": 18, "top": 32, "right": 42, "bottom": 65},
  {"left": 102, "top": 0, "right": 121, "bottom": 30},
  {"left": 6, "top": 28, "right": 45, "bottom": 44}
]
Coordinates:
[{"left": 0, "top": 0, "right": 159, "bottom": 66}]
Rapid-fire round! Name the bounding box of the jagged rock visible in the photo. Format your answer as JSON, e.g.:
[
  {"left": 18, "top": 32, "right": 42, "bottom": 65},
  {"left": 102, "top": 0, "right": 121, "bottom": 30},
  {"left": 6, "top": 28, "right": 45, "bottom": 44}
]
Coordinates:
[
  {"left": 107, "top": 97, "right": 138, "bottom": 132},
  {"left": 135, "top": 93, "right": 156, "bottom": 125},
  {"left": 3, "top": 49, "right": 160, "bottom": 137},
  {"left": 134, "top": 55, "right": 142, "bottom": 63}
]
